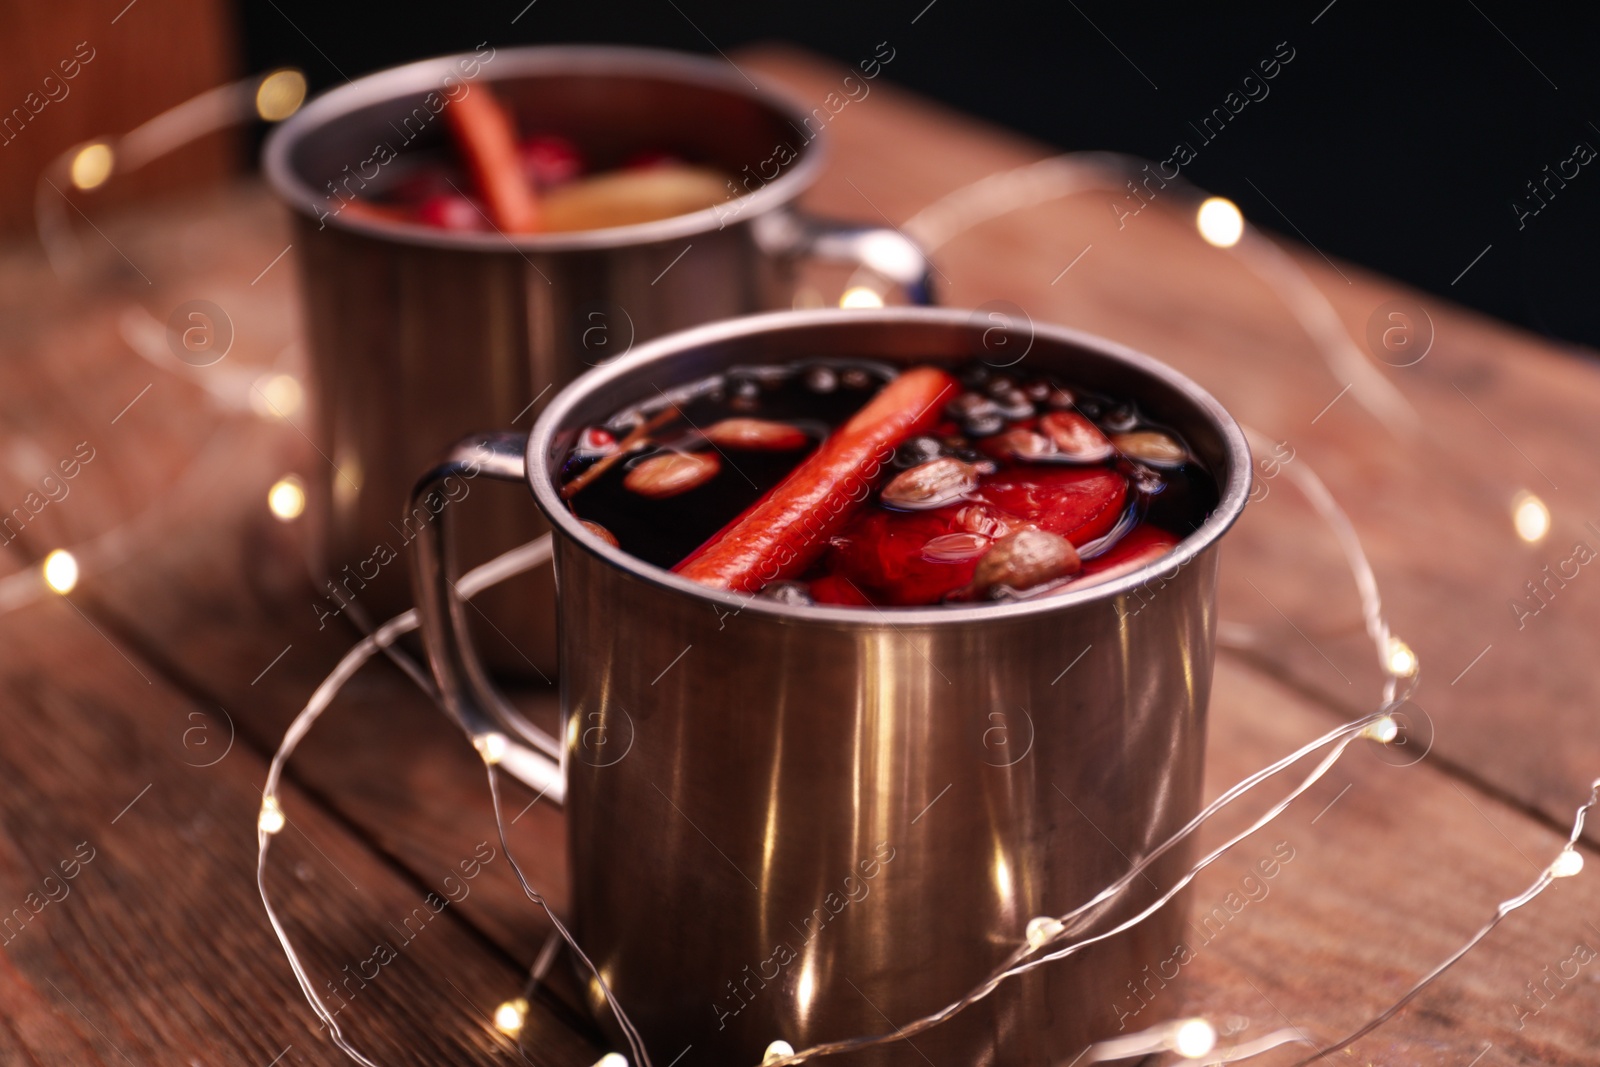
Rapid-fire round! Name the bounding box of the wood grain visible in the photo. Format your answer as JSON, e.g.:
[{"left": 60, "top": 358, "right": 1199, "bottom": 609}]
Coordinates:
[
  {"left": 0, "top": 44, "right": 1597, "bottom": 1066},
  {"left": 0, "top": 0, "right": 237, "bottom": 233},
  {"left": 0, "top": 597, "right": 595, "bottom": 1066}
]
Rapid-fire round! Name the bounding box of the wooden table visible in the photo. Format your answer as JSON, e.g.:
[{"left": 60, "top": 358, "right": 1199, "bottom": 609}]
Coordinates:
[{"left": 3, "top": 47, "right": 1598, "bottom": 1066}]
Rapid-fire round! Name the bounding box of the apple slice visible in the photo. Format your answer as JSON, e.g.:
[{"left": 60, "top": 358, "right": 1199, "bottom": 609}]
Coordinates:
[{"left": 540, "top": 164, "right": 731, "bottom": 232}]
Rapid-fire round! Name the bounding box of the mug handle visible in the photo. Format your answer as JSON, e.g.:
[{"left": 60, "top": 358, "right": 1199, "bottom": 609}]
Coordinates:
[
  {"left": 408, "top": 430, "right": 567, "bottom": 802},
  {"left": 755, "top": 210, "right": 937, "bottom": 305}
]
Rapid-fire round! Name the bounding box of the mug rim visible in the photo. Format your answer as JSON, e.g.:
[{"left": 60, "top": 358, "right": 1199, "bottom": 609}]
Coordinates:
[
  {"left": 528, "top": 307, "right": 1253, "bottom": 627},
  {"left": 261, "top": 44, "right": 828, "bottom": 252}
]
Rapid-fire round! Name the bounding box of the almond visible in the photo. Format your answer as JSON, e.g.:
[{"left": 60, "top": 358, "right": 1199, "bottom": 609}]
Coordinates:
[
  {"left": 622, "top": 451, "right": 720, "bottom": 498},
  {"left": 922, "top": 532, "right": 991, "bottom": 562},
  {"left": 1112, "top": 431, "right": 1188, "bottom": 468},
  {"left": 1039, "top": 411, "right": 1114, "bottom": 463},
  {"left": 970, "top": 528, "right": 1081, "bottom": 595},
  {"left": 880, "top": 457, "right": 979, "bottom": 510},
  {"left": 702, "top": 417, "right": 810, "bottom": 451},
  {"left": 984, "top": 427, "right": 1056, "bottom": 462}
]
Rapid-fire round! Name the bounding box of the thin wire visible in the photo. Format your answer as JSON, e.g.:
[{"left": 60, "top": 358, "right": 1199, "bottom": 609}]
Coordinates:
[
  {"left": 485, "top": 764, "right": 654, "bottom": 1067},
  {"left": 1286, "top": 779, "right": 1600, "bottom": 1067},
  {"left": 763, "top": 717, "right": 1382, "bottom": 1066},
  {"left": 249, "top": 153, "right": 1574, "bottom": 1067},
  {"left": 256, "top": 536, "right": 552, "bottom": 1064},
  {"left": 877, "top": 151, "right": 1418, "bottom": 438},
  {"left": 1239, "top": 425, "right": 1414, "bottom": 707}
]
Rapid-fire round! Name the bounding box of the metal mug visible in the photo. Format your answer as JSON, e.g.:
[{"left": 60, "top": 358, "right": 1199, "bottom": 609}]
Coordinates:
[
  {"left": 409, "top": 308, "right": 1251, "bottom": 1066},
  {"left": 263, "top": 46, "right": 934, "bottom": 674}
]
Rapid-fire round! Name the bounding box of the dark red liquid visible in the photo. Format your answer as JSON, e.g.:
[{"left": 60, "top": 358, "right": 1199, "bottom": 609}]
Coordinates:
[{"left": 561, "top": 360, "right": 1218, "bottom": 607}]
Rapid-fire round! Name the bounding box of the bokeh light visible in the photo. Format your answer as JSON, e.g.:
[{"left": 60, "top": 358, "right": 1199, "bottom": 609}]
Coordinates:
[
  {"left": 255, "top": 69, "right": 308, "bottom": 122},
  {"left": 69, "top": 143, "right": 114, "bottom": 191},
  {"left": 258, "top": 795, "right": 286, "bottom": 835},
  {"left": 250, "top": 373, "right": 304, "bottom": 419},
  {"left": 1384, "top": 635, "right": 1418, "bottom": 678},
  {"left": 1173, "top": 1018, "right": 1217, "bottom": 1059},
  {"left": 1196, "top": 197, "right": 1244, "bottom": 248},
  {"left": 267, "top": 476, "right": 306, "bottom": 522},
  {"left": 839, "top": 286, "right": 886, "bottom": 309},
  {"left": 1512, "top": 490, "right": 1550, "bottom": 543},
  {"left": 493, "top": 998, "right": 528, "bottom": 1036},
  {"left": 42, "top": 549, "right": 79, "bottom": 594}
]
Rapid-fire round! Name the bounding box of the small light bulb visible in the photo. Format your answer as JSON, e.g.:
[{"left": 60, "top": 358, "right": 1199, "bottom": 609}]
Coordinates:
[
  {"left": 258, "top": 795, "right": 286, "bottom": 835},
  {"left": 267, "top": 476, "right": 306, "bottom": 522},
  {"left": 1172, "top": 1018, "right": 1216, "bottom": 1059},
  {"left": 1025, "top": 915, "right": 1063, "bottom": 949},
  {"left": 1549, "top": 849, "right": 1584, "bottom": 879},
  {"left": 839, "top": 286, "right": 885, "bottom": 309},
  {"left": 594, "top": 1055, "right": 629, "bottom": 1067},
  {"left": 250, "top": 373, "right": 304, "bottom": 419},
  {"left": 1384, "top": 636, "right": 1418, "bottom": 678},
  {"left": 1196, "top": 197, "right": 1243, "bottom": 248},
  {"left": 1511, "top": 491, "right": 1550, "bottom": 544},
  {"left": 1363, "top": 715, "right": 1400, "bottom": 745},
  {"left": 762, "top": 1040, "right": 795, "bottom": 1065},
  {"left": 42, "top": 549, "right": 79, "bottom": 594},
  {"left": 475, "top": 732, "right": 508, "bottom": 766},
  {"left": 493, "top": 997, "right": 529, "bottom": 1036},
  {"left": 70, "top": 142, "right": 114, "bottom": 190},
  {"left": 256, "top": 69, "right": 308, "bottom": 122}
]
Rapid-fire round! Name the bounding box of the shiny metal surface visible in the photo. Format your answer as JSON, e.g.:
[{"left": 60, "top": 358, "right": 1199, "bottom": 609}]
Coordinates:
[
  {"left": 263, "top": 47, "right": 934, "bottom": 675},
  {"left": 413, "top": 309, "right": 1250, "bottom": 1066}
]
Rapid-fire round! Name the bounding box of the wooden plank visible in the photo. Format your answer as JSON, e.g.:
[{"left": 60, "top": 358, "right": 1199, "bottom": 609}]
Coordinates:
[
  {"left": 0, "top": 185, "right": 572, "bottom": 966},
  {"left": 0, "top": 596, "right": 596, "bottom": 1066},
  {"left": 0, "top": 0, "right": 237, "bottom": 233},
  {"left": 2, "top": 44, "right": 1599, "bottom": 1067},
  {"left": 1183, "top": 661, "right": 1600, "bottom": 1066}
]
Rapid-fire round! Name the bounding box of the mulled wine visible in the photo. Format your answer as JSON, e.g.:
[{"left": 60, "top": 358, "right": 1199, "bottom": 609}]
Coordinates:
[
  {"left": 560, "top": 360, "right": 1218, "bottom": 608},
  {"left": 336, "top": 81, "right": 731, "bottom": 234}
]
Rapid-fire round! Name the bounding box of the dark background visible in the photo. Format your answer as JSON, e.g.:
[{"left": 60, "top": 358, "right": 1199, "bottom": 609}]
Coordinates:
[{"left": 239, "top": 0, "right": 1600, "bottom": 353}]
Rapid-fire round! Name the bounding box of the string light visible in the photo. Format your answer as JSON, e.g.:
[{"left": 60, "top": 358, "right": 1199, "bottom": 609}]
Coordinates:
[
  {"left": 1172, "top": 1018, "right": 1218, "bottom": 1059},
  {"left": 268, "top": 476, "right": 306, "bottom": 522},
  {"left": 251, "top": 451, "right": 1598, "bottom": 1067},
  {"left": 258, "top": 795, "right": 286, "bottom": 835},
  {"left": 41, "top": 549, "right": 79, "bottom": 594},
  {"left": 236, "top": 157, "right": 1596, "bottom": 1067},
  {"left": 1549, "top": 848, "right": 1583, "bottom": 879},
  {"left": 594, "top": 1055, "right": 629, "bottom": 1067},
  {"left": 1512, "top": 490, "right": 1550, "bottom": 543},
  {"left": 839, "top": 286, "right": 886, "bottom": 309},
  {"left": 250, "top": 373, "right": 305, "bottom": 419},
  {"left": 493, "top": 997, "right": 528, "bottom": 1036},
  {"left": 1195, "top": 197, "right": 1244, "bottom": 248},
  {"left": 1024, "top": 915, "right": 1063, "bottom": 949},
  {"left": 4, "top": 72, "right": 316, "bottom": 627},
  {"left": 1383, "top": 636, "right": 1418, "bottom": 678},
  {"left": 1075, "top": 1016, "right": 1228, "bottom": 1064},
  {"left": 255, "top": 69, "right": 308, "bottom": 122},
  {"left": 872, "top": 154, "right": 1418, "bottom": 434},
  {"left": 1362, "top": 715, "right": 1400, "bottom": 745},
  {"left": 475, "top": 732, "right": 509, "bottom": 766},
  {"left": 69, "top": 142, "right": 114, "bottom": 191}
]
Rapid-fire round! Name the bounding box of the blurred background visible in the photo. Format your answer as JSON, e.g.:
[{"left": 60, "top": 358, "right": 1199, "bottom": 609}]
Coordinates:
[{"left": 4, "top": 0, "right": 1597, "bottom": 349}]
